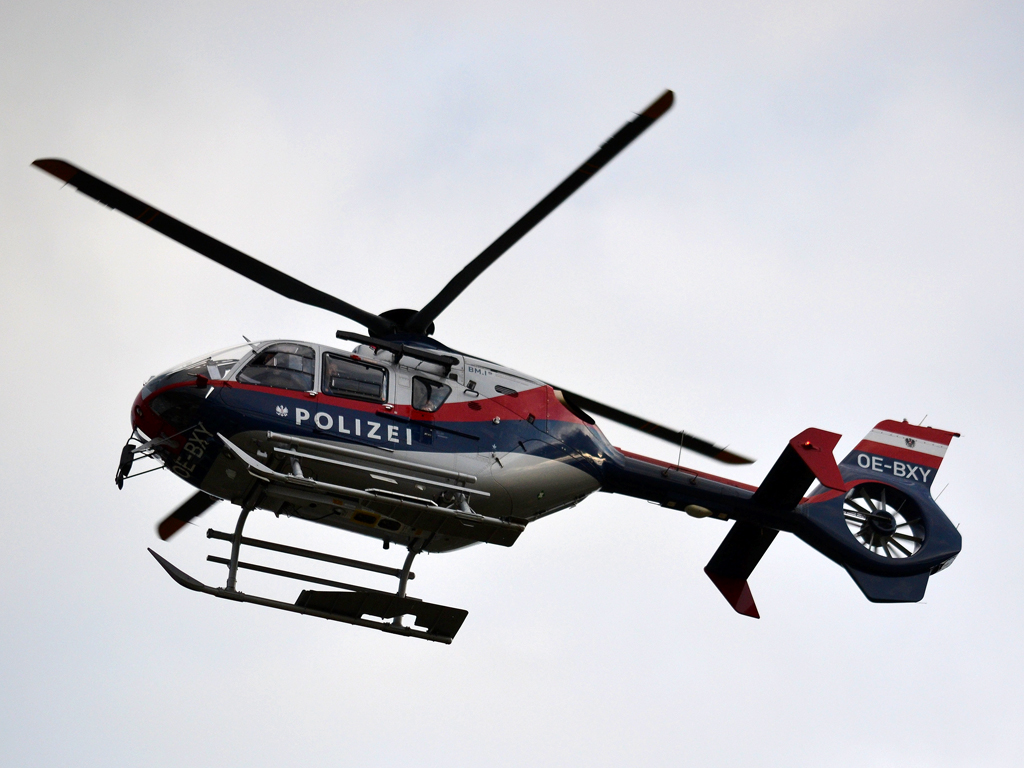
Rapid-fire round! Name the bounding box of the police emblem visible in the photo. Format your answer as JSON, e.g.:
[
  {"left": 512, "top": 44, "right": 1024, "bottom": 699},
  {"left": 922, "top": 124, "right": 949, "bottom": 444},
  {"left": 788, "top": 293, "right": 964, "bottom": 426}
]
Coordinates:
[
  {"left": 905, "top": 437, "right": 916, "bottom": 448},
  {"left": 276, "top": 405, "right": 289, "bottom": 418}
]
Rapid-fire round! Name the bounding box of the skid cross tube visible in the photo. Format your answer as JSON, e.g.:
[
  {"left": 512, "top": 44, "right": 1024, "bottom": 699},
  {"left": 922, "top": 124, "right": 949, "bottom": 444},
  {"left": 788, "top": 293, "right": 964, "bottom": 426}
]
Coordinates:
[
  {"left": 206, "top": 528, "right": 414, "bottom": 580},
  {"left": 207, "top": 556, "right": 396, "bottom": 594}
]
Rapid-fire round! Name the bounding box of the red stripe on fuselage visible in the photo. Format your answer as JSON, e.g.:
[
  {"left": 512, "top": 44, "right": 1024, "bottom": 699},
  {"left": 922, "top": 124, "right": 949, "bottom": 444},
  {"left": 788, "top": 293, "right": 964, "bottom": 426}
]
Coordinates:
[
  {"left": 190, "top": 381, "right": 590, "bottom": 428},
  {"left": 226, "top": 380, "right": 383, "bottom": 413}
]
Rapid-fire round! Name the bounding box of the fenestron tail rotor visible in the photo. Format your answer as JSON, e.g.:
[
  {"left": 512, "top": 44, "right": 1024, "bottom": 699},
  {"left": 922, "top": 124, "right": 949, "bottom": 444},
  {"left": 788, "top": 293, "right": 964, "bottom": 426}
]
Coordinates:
[{"left": 843, "top": 483, "right": 925, "bottom": 558}]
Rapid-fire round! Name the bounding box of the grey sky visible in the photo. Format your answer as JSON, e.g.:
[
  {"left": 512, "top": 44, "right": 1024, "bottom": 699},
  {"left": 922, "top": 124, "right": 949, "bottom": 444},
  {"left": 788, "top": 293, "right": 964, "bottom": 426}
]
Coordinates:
[{"left": 1, "top": 2, "right": 1022, "bottom": 765}]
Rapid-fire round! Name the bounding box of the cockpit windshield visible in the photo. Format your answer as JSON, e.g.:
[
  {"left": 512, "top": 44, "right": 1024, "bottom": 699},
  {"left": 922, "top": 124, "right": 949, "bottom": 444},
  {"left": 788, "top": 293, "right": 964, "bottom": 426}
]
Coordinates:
[
  {"left": 158, "top": 344, "right": 255, "bottom": 381},
  {"left": 144, "top": 343, "right": 255, "bottom": 396}
]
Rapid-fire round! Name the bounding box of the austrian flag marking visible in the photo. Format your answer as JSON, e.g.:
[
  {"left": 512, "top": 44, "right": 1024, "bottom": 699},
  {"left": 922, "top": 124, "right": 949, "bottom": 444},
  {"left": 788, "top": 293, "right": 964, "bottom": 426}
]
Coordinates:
[
  {"left": 848, "top": 420, "right": 960, "bottom": 484},
  {"left": 861, "top": 428, "right": 948, "bottom": 459}
]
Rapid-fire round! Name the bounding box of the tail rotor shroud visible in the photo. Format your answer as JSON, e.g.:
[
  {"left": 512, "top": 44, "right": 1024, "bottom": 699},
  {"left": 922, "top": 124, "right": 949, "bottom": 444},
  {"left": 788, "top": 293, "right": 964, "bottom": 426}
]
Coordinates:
[{"left": 843, "top": 483, "right": 924, "bottom": 559}]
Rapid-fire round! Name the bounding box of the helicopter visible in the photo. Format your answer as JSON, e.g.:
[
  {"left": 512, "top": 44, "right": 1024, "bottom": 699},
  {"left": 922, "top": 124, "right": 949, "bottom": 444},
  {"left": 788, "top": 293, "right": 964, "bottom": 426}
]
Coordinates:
[{"left": 33, "top": 90, "right": 961, "bottom": 643}]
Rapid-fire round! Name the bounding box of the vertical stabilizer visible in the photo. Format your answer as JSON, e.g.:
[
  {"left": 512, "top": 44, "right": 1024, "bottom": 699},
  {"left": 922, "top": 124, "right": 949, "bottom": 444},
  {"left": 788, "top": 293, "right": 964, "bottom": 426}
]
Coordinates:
[{"left": 840, "top": 420, "right": 959, "bottom": 489}]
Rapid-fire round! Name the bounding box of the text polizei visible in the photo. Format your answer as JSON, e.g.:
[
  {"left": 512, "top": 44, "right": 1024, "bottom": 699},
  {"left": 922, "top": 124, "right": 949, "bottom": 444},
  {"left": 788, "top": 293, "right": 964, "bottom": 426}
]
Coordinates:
[{"left": 293, "top": 407, "right": 413, "bottom": 446}]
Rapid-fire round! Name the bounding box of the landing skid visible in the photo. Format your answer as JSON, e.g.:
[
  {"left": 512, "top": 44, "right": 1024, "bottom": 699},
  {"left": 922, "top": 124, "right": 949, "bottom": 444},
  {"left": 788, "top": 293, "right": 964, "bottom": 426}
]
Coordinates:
[{"left": 149, "top": 508, "right": 468, "bottom": 643}]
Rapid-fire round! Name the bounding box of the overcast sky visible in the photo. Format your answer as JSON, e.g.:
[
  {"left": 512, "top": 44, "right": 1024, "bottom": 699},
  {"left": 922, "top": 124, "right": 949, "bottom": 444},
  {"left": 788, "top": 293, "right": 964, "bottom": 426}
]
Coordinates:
[{"left": 2, "top": 2, "right": 1022, "bottom": 766}]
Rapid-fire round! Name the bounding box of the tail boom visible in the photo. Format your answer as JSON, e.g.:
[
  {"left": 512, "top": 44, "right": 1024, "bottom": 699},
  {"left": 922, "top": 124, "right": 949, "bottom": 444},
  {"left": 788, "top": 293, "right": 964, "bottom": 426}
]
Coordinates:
[{"left": 603, "top": 419, "right": 961, "bottom": 617}]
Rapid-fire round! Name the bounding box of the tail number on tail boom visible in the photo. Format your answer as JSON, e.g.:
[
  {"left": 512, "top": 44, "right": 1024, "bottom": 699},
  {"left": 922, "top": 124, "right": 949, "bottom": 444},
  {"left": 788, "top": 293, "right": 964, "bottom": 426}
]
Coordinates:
[{"left": 855, "top": 453, "right": 933, "bottom": 483}]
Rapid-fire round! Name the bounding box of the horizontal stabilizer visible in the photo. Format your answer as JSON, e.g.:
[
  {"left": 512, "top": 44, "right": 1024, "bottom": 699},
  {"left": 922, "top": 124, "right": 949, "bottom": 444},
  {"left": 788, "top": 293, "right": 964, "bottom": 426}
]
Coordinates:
[
  {"left": 704, "top": 521, "right": 779, "bottom": 618},
  {"left": 845, "top": 567, "right": 929, "bottom": 603},
  {"left": 705, "top": 571, "right": 760, "bottom": 618},
  {"left": 752, "top": 428, "right": 844, "bottom": 510}
]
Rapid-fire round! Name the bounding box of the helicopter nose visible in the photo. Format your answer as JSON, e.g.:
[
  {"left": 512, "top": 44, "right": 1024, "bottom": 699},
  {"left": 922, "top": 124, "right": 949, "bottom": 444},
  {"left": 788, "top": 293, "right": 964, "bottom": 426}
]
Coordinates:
[
  {"left": 131, "top": 383, "right": 175, "bottom": 441},
  {"left": 131, "top": 377, "right": 209, "bottom": 441},
  {"left": 131, "top": 388, "right": 154, "bottom": 434}
]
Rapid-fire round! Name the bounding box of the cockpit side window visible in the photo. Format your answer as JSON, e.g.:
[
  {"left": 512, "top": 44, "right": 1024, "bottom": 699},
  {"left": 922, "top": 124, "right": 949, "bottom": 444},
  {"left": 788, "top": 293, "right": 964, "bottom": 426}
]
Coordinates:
[
  {"left": 322, "top": 353, "right": 387, "bottom": 402},
  {"left": 237, "top": 343, "right": 315, "bottom": 392},
  {"left": 411, "top": 376, "right": 452, "bottom": 413}
]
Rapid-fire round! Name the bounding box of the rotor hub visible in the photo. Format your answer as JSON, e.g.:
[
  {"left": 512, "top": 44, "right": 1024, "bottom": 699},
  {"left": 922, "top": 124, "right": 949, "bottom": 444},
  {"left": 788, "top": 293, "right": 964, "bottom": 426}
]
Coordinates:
[
  {"left": 379, "top": 308, "right": 434, "bottom": 337},
  {"left": 868, "top": 511, "right": 897, "bottom": 536}
]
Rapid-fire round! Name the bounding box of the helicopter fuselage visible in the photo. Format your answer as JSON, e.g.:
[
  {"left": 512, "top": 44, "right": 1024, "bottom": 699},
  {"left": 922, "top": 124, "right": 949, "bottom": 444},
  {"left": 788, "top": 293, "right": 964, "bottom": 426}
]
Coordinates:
[{"left": 132, "top": 339, "right": 623, "bottom": 552}]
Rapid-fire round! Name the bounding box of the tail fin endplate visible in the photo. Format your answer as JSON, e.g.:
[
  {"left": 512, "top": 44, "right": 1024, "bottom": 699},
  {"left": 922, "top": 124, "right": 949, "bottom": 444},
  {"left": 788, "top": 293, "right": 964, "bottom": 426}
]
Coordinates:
[{"left": 706, "top": 428, "right": 846, "bottom": 618}]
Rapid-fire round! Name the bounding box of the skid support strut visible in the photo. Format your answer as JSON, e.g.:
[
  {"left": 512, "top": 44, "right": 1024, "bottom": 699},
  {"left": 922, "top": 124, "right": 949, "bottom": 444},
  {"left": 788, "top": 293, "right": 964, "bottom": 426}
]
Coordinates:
[
  {"left": 225, "top": 505, "right": 252, "bottom": 592},
  {"left": 392, "top": 541, "right": 423, "bottom": 627},
  {"left": 397, "top": 544, "right": 420, "bottom": 599}
]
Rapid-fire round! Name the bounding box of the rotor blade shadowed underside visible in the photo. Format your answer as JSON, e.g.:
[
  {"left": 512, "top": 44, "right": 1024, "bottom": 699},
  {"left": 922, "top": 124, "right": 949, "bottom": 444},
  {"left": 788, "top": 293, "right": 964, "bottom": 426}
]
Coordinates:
[
  {"left": 402, "top": 90, "right": 675, "bottom": 334},
  {"left": 157, "top": 491, "right": 219, "bottom": 540},
  {"left": 32, "top": 159, "right": 394, "bottom": 337},
  {"left": 554, "top": 386, "right": 754, "bottom": 465}
]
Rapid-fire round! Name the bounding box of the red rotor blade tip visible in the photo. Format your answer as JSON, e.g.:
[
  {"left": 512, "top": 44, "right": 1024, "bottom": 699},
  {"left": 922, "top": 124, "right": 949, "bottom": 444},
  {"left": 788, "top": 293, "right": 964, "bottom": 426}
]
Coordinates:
[
  {"left": 32, "top": 158, "right": 78, "bottom": 183},
  {"left": 641, "top": 90, "right": 675, "bottom": 120}
]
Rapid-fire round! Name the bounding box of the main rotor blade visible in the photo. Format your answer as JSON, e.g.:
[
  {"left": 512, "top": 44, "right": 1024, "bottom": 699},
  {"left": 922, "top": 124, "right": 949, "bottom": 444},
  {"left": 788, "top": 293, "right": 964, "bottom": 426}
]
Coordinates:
[
  {"left": 157, "top": 491, "right": 219, "bottom": 541},
  {"left": 32, "top": 159, "right": 394, "bottom": 337},
  {"left": 403, "top": 90, "right": 675, "bottom": 334},
  {"left": 554, "top": 386, "right": 754, "bottom": 465}
]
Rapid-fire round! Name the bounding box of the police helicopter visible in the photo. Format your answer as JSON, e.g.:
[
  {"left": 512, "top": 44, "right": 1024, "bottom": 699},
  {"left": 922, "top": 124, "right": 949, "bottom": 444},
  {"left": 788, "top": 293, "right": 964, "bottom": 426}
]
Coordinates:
[{"left": 33, "top": 91, "right": 961, "bottom": 643}]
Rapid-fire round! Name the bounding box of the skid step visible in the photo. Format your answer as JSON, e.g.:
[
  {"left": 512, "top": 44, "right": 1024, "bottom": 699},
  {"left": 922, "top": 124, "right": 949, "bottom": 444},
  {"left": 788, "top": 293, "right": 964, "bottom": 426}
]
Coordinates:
[
  {"left": 148, "top": 549, "right": 467, "bottom": 644},
  {"left": 296, "top": 591, "right": 467, "bottom": 641}
]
